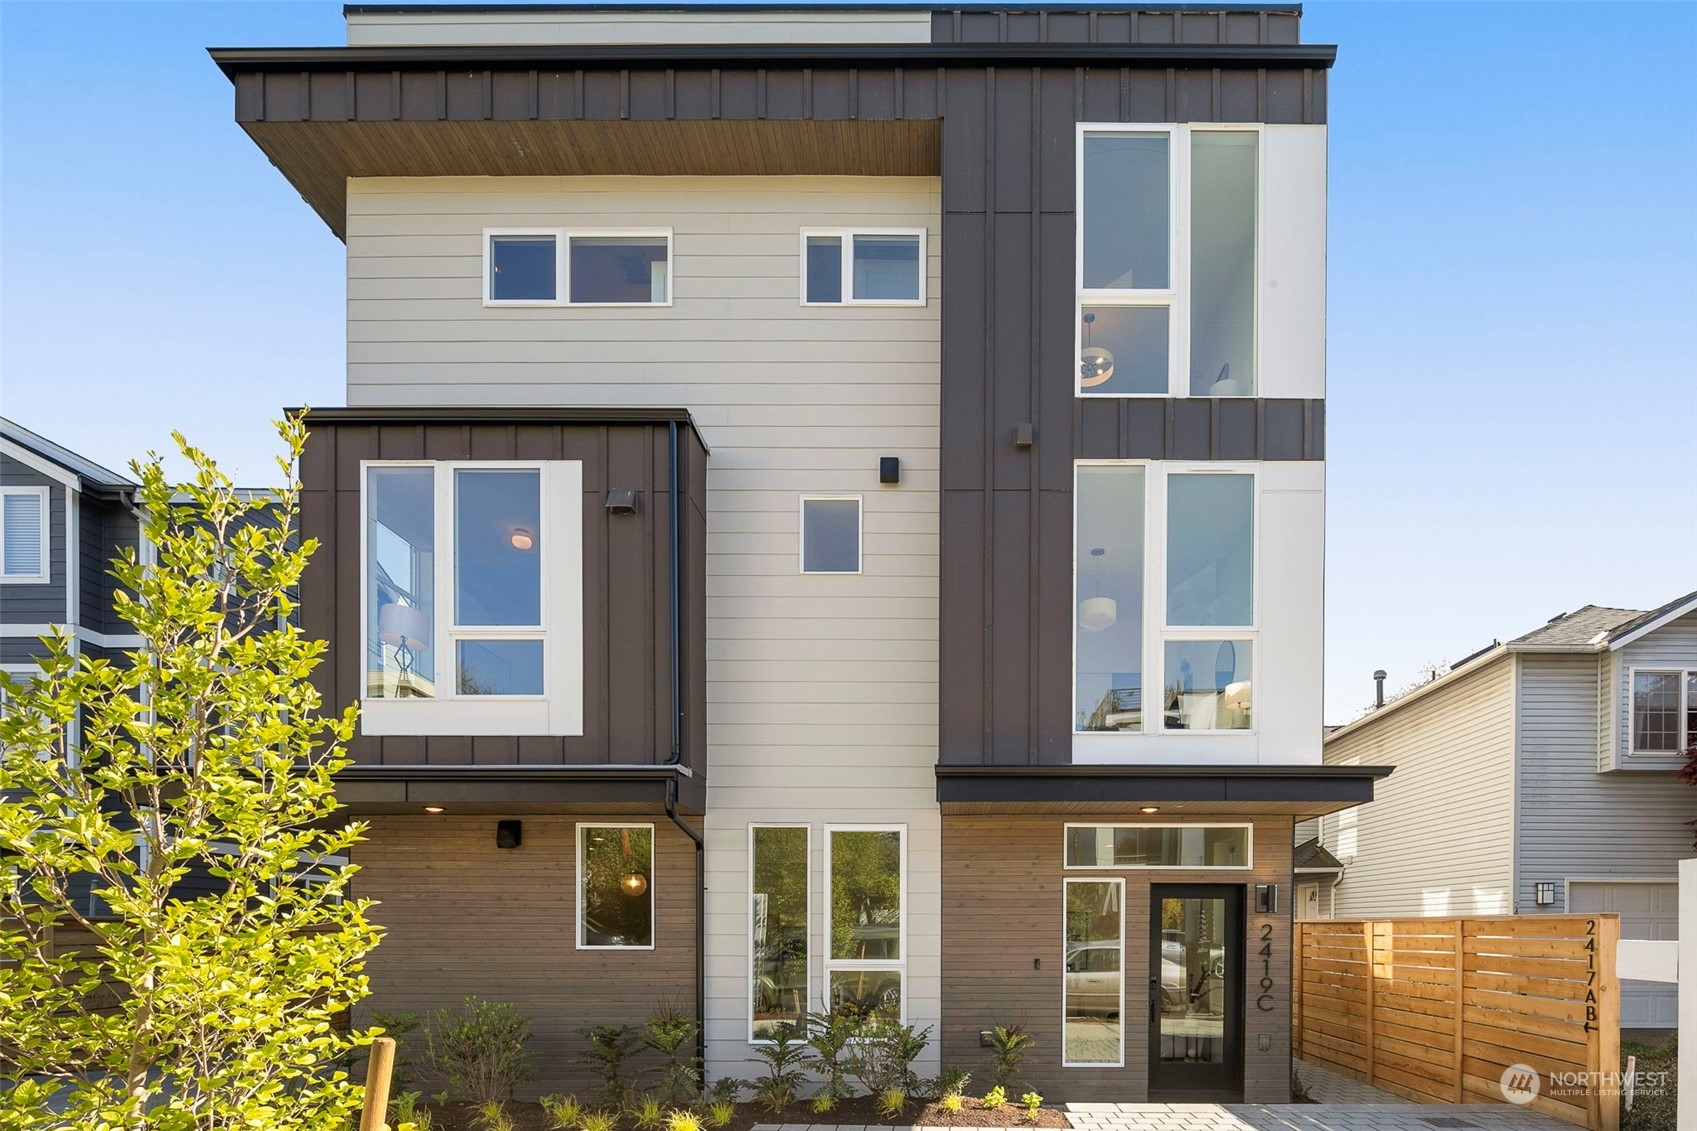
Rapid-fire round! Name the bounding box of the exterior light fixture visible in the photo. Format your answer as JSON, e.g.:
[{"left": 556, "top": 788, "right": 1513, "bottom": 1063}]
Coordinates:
[
  {"left": 1078, "top": 547, "right": 1117, "bottom": 631},
  {"left": 620, "top": 872, "right": 649, "bottom": 898},
  {"left": 509, "top": 527, "right": 535, "bottom": 551},
  {"left": 1140, "top": 806, "right": 1160, "bottom": 814},
  {"left": 423, "top": 805, "right": 445, "bottom": 814},
  {"left": 1534, "top": 882, "right": 1557, "bottom": 906}
]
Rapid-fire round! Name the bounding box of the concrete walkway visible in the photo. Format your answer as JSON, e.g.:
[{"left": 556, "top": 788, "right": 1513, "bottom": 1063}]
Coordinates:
[{"left": 1294, "top": 1059, "right": 1412, "bottom": 1105}]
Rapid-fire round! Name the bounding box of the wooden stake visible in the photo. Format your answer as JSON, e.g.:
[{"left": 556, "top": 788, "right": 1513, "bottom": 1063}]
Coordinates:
[{"left": 359, "top": 1036, "right": 397, "bottom": 1131}]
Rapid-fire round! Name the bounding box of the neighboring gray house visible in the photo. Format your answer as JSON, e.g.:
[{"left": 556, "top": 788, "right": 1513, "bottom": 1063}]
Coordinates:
[
  {"left": 1304, "top": 592, "right": 1697, "bottom": 1029},
  {"left": 1, "top": 418, "right": 143, "bottom": 693}
]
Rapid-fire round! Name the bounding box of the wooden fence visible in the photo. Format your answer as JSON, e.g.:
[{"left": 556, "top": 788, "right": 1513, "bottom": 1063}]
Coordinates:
[{"left": 1294, "top": 916, "right": 1619, "bottom": 1131}]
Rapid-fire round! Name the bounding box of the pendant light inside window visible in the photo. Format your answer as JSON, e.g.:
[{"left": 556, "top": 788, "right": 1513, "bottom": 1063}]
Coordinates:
[
  {"left": 1079, "top": 546, "right": 1117, "bottom": 632},
  {"left": 1079, "top": 312, "right": 1116, "bottom": 389}
]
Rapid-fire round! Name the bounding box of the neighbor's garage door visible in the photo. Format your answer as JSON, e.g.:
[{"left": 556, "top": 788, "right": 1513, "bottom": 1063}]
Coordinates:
[{"left": 1567, "top": 881, "right": 1678, "bottom": 1028}]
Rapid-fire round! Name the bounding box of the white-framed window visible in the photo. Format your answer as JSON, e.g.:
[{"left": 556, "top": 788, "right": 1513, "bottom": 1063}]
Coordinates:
[
  {"left": 824, "top": 825, "right": 905, "bottom": 1021},
  {"left": 799, "top": 496, "right": 862, "bottom": 575},
  {"left": 1630, "top": 668, "right": 1697, "bottom": 755},
  {"left": 577, "top": 823, "right": 655, "bottom": 950},
  {"left": 800, "top": 228, "right": 927, "bottom": 306},
  {"left": 1062, "top": 876, "right": 1123, "bottom": 1067},
  {"left": 750, "top": 824, "right": 809, "bottom": 1041},
  {"left": 1, "top": 486, "right": 49, "bottom": 583},
  {"left": 1062, "top": 824, "right": 1253, "bottom": 869},
  {"left": 1074, "top": 462, "right": 1257, "bottom": 735},
  {"left": 484, "top": 228, "right": 673, "bottom": 307},
  {"left": 360, "top": 460, "right": 584, "bottom": 737},
  {"left": 1077, "top": 123, "right": 1260, "bottom": 397}
]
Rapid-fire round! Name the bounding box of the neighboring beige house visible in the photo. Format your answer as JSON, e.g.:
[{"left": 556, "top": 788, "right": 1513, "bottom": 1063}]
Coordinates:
[{"left": 1304, "top": 590, "right": 1697, "bottom": 1030}]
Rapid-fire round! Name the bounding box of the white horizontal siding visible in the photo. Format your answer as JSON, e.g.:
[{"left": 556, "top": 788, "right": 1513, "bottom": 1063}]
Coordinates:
[
  {"left": 1607, "top": 612, "right": 1697, "bottom": 769},
  {"left": 1321, "top": 656, "right": 1516, "bottom": 918},
  {"left": 346, "top": 173, "right": 941, "bottom": 1086},
  {"left": 1517, "top": 651, "right": 1693, "bottom": 913}
]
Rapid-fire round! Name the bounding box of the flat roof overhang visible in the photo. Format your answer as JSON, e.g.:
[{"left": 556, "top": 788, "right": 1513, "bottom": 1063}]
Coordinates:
[
  {"left": 210, "top": 40, "right": 1333, "bottom": 238},
  {"left": 935, "top": 763, "right": 1391, "bottom": 817},
  {"left": 334, "top": 764, "right": 705, "bottom": 816}
]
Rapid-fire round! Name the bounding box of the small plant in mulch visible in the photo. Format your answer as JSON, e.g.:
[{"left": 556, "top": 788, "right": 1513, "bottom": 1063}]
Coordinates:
[
  {"left": 1020, "top": 1092, "right": 1044, "bottom": 1123},
  {"left": 984, "top": 1023, "right": 1036, "bottom": 1090},
  {"left": 981, "top": 1085, "right": 1007, "bottom": 1110}
]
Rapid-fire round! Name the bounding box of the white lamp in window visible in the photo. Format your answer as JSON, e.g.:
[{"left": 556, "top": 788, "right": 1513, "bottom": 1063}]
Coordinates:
[
  {"left": 378, "top": 602, "right": 431, "bottom": 693},
  {"left": 1079, "top": 547, "right": 1117, "bottom": 632},
  {"left": 1079, "top": 312, "right": 1116, "bottom": 389}
]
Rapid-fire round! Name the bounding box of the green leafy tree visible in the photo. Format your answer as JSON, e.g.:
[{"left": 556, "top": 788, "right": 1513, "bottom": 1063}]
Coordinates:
[{"left": 0, "top": 416, "right": 381, "bottom": 1129}]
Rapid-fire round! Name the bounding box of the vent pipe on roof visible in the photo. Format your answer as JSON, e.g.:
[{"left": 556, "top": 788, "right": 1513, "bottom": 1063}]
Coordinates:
[{"left": 1373, "top": 670, "right": 1387, "bottom": 710}]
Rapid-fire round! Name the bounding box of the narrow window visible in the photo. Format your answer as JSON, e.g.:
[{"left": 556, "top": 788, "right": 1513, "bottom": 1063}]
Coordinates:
[
  {"left": 1075, "top": 466, "right": 1146, "bottom": 732},
  {"left": 1687, "top": 673, "right": 1697, "bottom": 750},
  {"left": 1166, "top": 473, "right": 1254, "bottom": 626},
  {"left": 1065, "top": 825, "right": 1251, "bottom": 869},
  {"left": 801, "top": 230, "right": 924, "bottom": 305},
  {"left": 751, "top": 826, "right": 809, "bottom": 1039},
  {"left": 1, "top": 489, "right": 47, "bottom": 581},
  {"left": 1189, "top": 132, "right": 1258, "bottom": 396},
  {"left": 489, "top": 234, "right": 557, "bottom": 301},
  {"left": 579, "top": 824, "right": 654, "bottom": 949},
  {"left": 570, "top": 235, "right": 670, "bottom": 304},
  {"left": 801, "top": 497, "right": 861, "bottom": 574},
  {"left": 453, "top": 469, "right": 543, "bottom": 696},
  {"left": 1633, "top": 671, "right": 1681, "bottom": 752},
  {"left": 1063, "top": 878, "right": 1123, "bottom": 1066},
  {"left": 826, "top": 828, "right": 903, "bottom": 1020},
  {"left": 1078, "top": 131, "right": 1172, "bottom": 396},
  {"left": 367, "top": 467, "right": 437, "bottom": 699}
]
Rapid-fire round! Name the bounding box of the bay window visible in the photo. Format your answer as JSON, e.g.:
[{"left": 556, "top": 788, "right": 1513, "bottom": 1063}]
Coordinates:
[
  {"left": 1077, "top": 125, "right": 1259, "bottom": 398},
  {"left": 1631, "top": 670, "right": 1697, "bottom": 754},
  {"left": 361, "top": 460, "right": 583, "bottom": 736},
  {"left": 1075, "top": 464, "right": 1256, "bottom": 735}
]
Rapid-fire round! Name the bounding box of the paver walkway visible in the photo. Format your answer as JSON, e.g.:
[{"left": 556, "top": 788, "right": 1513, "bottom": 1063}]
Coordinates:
[{"left": 1293, "top": 1059, "right": 1411, "bottom": 1105}]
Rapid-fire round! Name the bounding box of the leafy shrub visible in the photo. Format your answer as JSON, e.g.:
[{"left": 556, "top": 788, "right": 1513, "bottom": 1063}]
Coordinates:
[
  {"left": 581, "top": 1111, "right": 620, "bottom": 1131},
  {"left": 982, "top": 1086, "right": 1007, "bottom": 1111},
  {"left": 627, "top": 1093, "right": 667, "bottom": 1131},
  {"left": 644, "top": 1004, "right": 702, "bottom": 1103},
  {"left": 939, "top": 1093, "right": 964, "bottom": 1114},
  {"left": 579, "top": 1024, "right": 645, "bottom": 1105},
  {"left": 749, "top": 1023, "right": 813, "bottom": 1113},
  {"left": 1021, "top": 1091, "right": 1044, "bottom": 1122},
  {"left": 392, "top": 1090, "right": 434, "bottom": 1131},
  {"left": 375, "top": 1010, "right": 424, "bottom": 1093},
  {"left": 802, "top": 1009, "right": 857, "bottom": 1108},
  {"left": 474, "top": 1099, "right": 517, "bottom": 1131},
  {"left": 705, "top": 1100, "right": 737, "bottom": 1128},
  {"left": 666, "top": 1109, "right": 704, "bottom": 1131},
  {"left": 704, "top": 1078, "right": 745, "bottom": 1105},
  {"left": 542, "top": 1094, "right": 586, "bottom": 1130},
  {"left": 844, "top": 1018, "right": 932, "bottom": 1098},
  {"left": 426, "top": 998, "right": 536, "bottom": 1104},
  {"left": 984, "top": 1024, "right": 1035, "bottom": 1090}
]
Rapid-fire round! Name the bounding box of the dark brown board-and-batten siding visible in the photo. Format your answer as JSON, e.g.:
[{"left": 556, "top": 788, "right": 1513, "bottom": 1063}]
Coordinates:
[{"left": 298, "top": 417, "right": 707, "bottom": 769}]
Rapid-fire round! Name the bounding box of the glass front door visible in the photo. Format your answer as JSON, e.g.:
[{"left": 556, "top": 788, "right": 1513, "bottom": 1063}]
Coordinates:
[{"left": 1148, "top": 885, "right": 1243, "bottom": 1098}]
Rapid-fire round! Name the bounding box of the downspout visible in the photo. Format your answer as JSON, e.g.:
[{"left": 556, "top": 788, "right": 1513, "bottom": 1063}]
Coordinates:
[{"left": 659, "top": 419, "right": 707, "bottom": 1085}]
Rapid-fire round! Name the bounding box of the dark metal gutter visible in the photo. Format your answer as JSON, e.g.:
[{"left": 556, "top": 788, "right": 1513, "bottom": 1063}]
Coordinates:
[
  {"left": 211, "top": 40, "right": 1335, "bottom": 75},
  {"left": 936, "top": 762, "right": 1392, "bottom": 806}
]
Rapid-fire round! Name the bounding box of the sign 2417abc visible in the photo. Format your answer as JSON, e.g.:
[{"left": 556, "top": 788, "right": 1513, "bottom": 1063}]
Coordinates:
[{"left": 1500, "top": 1064, "right": 1541, "bottom": 1105}]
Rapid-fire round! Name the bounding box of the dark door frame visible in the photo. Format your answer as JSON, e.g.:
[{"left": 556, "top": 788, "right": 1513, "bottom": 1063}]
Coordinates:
[{"left": 1147, "top": 883, "right": 1245, "bottom": 1101}]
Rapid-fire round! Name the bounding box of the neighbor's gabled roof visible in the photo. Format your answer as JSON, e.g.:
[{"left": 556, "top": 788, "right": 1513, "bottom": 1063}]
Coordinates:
[{"left": 0, "top": 417, "right": 138, "bottom": 496}]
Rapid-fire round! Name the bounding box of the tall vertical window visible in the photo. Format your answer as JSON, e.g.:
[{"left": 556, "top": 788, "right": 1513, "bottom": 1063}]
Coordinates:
[
  {"left": 1632, "top": 670, "right": 1697, "bottom": 754},
  {"left": 825, "top": 827, "right": 904, "bottom": 1021},
  {"left": 579, "top": 824, "right": 654, "bottom": 949},
  {"left": 1077, "top": 125, "right": 1260, "bottom": 398},
  {"left": 751, "top": 826, "right": 809, "bottom": 1039},
  {"left": 1, "top": 487, "right": 48, "bottom": 582},
  {"left": 1075, "top": 466, "right": 1146, "bottom": 731},
  {"left": 1075, "top": 465, "right": 1256, "bottom": 735},
  {"left": 1063, "top": 878, "right": 1124, "bottom": 1067}
]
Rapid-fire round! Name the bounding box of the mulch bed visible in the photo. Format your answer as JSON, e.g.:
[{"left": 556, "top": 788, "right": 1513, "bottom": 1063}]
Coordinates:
[{"left": 421, "top": 1096, "right": 1071, "bottom": 1131}]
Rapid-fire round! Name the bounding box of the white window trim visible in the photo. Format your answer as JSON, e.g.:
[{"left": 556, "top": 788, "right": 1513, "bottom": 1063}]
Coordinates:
[
  {"left": 1627, "top": 666, "right": 1695, "bottom": 757},
  {"left": 1060, "top": 822, "right": 1255, "bottom": 870},
  {"left": 749, "top": 823, "right": 810, "bottom": 1044},
  {"left": 799, "top": 495, "right": 864, "bottom": 575},
  {"left": 1075, "top": 122, "right": 1263, "bottom": 399},
  {"left": 799, "top": 227, "right": 928, "bottom": 307},
  {"left": 1071, "top": 462, "right": 1259, "bottom": 737},
  {"left": 1, "top": 486, "right": 50, "bottom": 583},
  {"left": 1061, "top": 875, "right": 1125, "bottom": 1068},
  {"left": 358, "top": 459, "right": 584, "bottom": 737},
  {"left": 822, "top": 824, "right": 907, "bottom": 1023},
  {"left": 576, "top": 821, "right": 656, "bottom": 952},
  {"left": 483, "top": 227, "right": 675, "bottom": 308}
]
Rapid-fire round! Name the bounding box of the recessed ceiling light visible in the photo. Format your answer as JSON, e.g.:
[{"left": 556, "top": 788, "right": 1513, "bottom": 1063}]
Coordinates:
[
  {"left": 423, "top": 805, "right": 445, "bottom": 814},
  {"left": 1140, "top": 805, "right": 1160, "bottom": 814}
]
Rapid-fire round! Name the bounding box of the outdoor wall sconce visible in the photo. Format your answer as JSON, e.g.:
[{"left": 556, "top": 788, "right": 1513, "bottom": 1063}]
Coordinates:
[
  {"left": 1255, "top": 884, "right": 1279, "bottom": 914},
  {"left": 1534, "top": 881, "right": 1557, "bottom": 906},
  {"left": 496, "top": 820, "right": 522, "bottom": 849},
  {"left": 880, "top": 456, "right": 900, "bottom": 485},
  {"left": 606, "top": 489, "right": 641, "bottom": 515}
]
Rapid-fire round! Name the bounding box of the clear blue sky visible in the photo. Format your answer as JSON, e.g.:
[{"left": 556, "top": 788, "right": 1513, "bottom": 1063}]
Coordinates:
[{"left": 2, "top": 2, "right": 1693, "bottom": 723}]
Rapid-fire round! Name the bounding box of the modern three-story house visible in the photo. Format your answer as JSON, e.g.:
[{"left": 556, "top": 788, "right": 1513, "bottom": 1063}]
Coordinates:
[{"left": 213, "top": 1, "right": 1386, "bottom": 1103}]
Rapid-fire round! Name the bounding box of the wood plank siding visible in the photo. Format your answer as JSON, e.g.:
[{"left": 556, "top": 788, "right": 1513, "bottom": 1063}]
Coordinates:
[
  {"left": 298, "top": 414, "right": 708, "bottom": 770},
  {"left": 1320, "top": 657, "right": 1517, "bottom": 919},
  {"left": 350, "top": 815, "right": 698, "bottom": 1099},
  {"left": 941, "top": 814, "right": 1294, "bottom": 1102}
]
